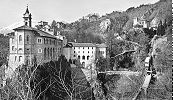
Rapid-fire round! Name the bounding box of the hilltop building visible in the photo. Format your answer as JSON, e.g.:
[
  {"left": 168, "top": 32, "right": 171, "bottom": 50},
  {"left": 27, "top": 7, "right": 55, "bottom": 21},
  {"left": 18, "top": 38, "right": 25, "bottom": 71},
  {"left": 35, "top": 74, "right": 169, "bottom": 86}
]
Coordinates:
[
  {"left": 63, "top": 42, "right": 107, "bottom": 69},
  {"left": 8, "top": 6, "right": 65, "bottom": 72},
  {"left": 133, "top": 14, "right": 160, "bottom": 30},
  {"left": 133, "top": 16, "right": 150, "bottom": 28}
]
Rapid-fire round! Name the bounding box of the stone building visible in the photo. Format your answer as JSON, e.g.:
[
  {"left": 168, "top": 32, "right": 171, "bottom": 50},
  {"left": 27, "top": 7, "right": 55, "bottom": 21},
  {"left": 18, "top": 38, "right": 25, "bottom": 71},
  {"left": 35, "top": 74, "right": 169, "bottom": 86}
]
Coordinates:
[
  {"left": 8, "top": 7, "right": 63, "bottom": 72},
  {"left": 133, "top": 16, "right": 150, "bottom": 28},
  {"left": 63, "top": 42, "right": 107, "bottom": 69}
]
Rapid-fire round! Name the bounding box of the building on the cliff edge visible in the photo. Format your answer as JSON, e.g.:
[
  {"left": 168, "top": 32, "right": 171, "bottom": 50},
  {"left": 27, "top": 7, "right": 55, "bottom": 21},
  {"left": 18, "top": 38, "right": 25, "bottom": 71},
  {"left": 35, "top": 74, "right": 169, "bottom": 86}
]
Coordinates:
[
  {"left": 133, "top": 16, "right": 150, "bottom": 28},
  {"left": 63, "top": 42, "right": 107, "bottom": 69},
  {"left": 8, "top": 6, "right": 66, "bottom": 74}
]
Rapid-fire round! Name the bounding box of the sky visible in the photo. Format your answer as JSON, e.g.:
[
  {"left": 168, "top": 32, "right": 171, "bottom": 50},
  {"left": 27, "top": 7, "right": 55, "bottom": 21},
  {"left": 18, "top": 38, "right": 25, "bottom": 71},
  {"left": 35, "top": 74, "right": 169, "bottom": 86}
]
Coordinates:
[{"left": 0, "top": 0, "right": 159, "bottom": 28}]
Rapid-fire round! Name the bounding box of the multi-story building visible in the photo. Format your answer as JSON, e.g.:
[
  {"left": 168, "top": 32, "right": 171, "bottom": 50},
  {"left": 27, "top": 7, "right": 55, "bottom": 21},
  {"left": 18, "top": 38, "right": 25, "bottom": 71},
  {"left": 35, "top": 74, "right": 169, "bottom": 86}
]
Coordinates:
[
  {"left": 63, "top": 42, "right": 107, "bottom": 69},
  {"left": 133, "top": 17, "right": 150, "bottom": 28},
  {"left": 8, "top": 7, "right": 64, "bottom": 72}
]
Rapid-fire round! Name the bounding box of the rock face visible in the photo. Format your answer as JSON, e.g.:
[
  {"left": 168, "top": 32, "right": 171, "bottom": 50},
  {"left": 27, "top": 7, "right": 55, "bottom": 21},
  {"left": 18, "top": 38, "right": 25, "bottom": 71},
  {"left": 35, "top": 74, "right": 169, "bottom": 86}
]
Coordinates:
[
  {"left": 147, "top": 35, "right": 172, "bottom": 99},
  {"left": 99, "top": 19, "right": 111, "bottom": 32}
]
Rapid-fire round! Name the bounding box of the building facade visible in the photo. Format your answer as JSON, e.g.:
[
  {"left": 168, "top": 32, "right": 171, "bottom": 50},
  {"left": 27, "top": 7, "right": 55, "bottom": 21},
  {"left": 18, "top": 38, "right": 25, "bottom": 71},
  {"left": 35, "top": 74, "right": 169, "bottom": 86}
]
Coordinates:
[
  {"left": 63, "top": 42, "right": 107, "bottom": 69},
  {"left": 8, "top": 7, "right": 63, "bottom": 72},
  {"left": 133, "top": 17, "right": 150, "bottom": 28}
]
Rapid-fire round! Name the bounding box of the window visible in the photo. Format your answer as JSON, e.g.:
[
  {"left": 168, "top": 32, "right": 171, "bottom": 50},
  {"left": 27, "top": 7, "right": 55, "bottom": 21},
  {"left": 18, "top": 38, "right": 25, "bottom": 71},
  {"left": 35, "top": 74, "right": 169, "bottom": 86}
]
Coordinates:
[
  {"left": 27, "top": 48, "right": 30, "bottom": 51},
  {"left": 47, "top": 48, "right": 49, "bottom": 58},
  {"left": 83, "top": 51, "right": 84, "bottom": 53},
  {"left": 44, "top": 48, "right": 46, "bottom": 59},
  {"left": 83, "top": 47, "right": 84, "bottom": 49},
  {"left": 37, "top": 38, "right": 42, "bottom": 44},
  {"left": 26, "top": 35, "right": 29, "bottom": 42},
  {"left": 78, "top": 56, "right": 80, "bottom": 59},
  {"left": 19, "top": 56, "right": 22, "bottom": 62},
  {"left": 88, "top": 51, "right": 89, "bottom": 53},
  {"left": 78, "top": 47, "right": 80, "bottom": 49},
  {"left": 19, "top": 35, "right": 22, "bottom": 42},
  {"left": 73, "top": 60, "right": 76, "bottom": 64},
  {"left": 87, "top": 56, "right": 90, "bottom": 60},
  {"left": 38, "top": 48, "right": 42, "bottom": 53},
  {"left": 74, "top": 47, "right": 75, "bottom": 49},
  {"left": 78, "top": 51, "right": 80, "bottom": 53},
  {"left": 92, "top": 47, "right": 93, "bottom": 49},
  {"left": 88, "top": 47, "right": 89, "bottom": 49},
  {"left": 44, "top": 38, "right": 46, "bottom": 44},
  {"left": 25, "top": 22, "right": 28, "bottom": 26},
  {"left": 12, "top": 46, "right": 15, "bottom": 51},
  {"left": 15, "top": 56, "right": 17, "bottom": 61},
  {"left": 19, "top": 48, "right": 22, "bottom": 51},
  {"left": 92, "top": 51, "right": 93, "bottom": 53},
  {"left": 82, "top": 55, "right": 85, "bottom": 60},
  {"left": 74, "top": 51, "right": 75, "bottom": 53},
  {"left": 74, "top": 55, "right": 76, "bottom": 57},
  {"left": 50, "top": 48, "right": 52, "bottom": 58}
]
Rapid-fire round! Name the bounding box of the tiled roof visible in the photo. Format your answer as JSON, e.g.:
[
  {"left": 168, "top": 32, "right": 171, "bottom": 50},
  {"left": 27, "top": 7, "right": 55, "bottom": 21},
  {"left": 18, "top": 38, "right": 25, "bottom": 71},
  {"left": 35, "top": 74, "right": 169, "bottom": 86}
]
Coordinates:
[
  {"left": 13, "top": 25, "right": 34, "bottom": 31},
  {"left": 69, "top": 42, "right": 107, "bottom": 48},
  {"left": 96, "top": 43, "right": 107, "bottom": 48},
  {"left": 13, "top": 25, "right": 56, "bottom": 39},
  {"left": 69, "top": 42, "right": 96, "bottom": 47},
  {"left": 35, "top": 29, "right": 56, "bottom": 39}
]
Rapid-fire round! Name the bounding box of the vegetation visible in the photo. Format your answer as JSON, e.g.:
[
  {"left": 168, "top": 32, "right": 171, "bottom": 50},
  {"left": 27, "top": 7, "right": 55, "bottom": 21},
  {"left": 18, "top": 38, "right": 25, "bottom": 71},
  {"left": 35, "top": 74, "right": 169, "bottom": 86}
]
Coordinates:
[
  {"left": 0, "top": 34, "right": 9, "bottom": 66},
  {"left": 1, "top": 55, "right": 92, "bottom": 100}
]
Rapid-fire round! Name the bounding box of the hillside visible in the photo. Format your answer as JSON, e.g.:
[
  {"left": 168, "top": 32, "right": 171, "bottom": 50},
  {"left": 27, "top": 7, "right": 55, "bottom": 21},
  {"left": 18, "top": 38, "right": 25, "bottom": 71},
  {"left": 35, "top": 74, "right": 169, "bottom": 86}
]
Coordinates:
[{"left": 55, "top": 0, "right": 171, "bottom": 44}]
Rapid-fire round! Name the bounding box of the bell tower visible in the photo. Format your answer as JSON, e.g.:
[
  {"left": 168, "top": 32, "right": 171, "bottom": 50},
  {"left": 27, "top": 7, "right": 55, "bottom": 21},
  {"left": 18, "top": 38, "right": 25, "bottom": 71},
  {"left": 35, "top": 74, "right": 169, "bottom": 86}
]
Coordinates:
[{"left": 23, "top": 6, "right": 32, "bottom": 27}]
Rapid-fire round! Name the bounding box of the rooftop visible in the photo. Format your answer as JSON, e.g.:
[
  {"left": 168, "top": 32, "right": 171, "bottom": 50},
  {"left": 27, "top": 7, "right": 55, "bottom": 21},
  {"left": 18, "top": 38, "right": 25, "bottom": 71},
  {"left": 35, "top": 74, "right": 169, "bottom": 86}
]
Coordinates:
[
  {"left": 69, "top": 42, "right": 96, "bottom": 47},
  {"left": 13, "top": 25, "right": 57, "bottom": 39},
  {"left": 69, "top": 42, "right": 107, "bottom": 48}
]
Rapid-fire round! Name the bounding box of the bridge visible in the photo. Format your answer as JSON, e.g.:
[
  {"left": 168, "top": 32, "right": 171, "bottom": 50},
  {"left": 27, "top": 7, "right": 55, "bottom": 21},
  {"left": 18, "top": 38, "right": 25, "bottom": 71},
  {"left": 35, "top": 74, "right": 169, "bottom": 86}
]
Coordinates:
[{"left": 98, "top": 70, "right": 141, "bottom": 76}]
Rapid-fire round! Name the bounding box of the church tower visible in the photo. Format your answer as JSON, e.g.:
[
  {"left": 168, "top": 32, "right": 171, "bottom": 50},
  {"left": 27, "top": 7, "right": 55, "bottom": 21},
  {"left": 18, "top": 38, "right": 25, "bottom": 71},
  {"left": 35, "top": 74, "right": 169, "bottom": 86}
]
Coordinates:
[{"left": 23, "top": 6, "right": 32, "bottom": 27}]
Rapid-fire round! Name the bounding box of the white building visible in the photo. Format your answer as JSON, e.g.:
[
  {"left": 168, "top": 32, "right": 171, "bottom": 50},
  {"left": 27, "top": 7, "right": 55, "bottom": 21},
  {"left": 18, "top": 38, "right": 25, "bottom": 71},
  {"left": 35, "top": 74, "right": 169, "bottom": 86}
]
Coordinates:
[
  {"left": 63, "top": 42, "right": 107, "bottom": 69},
  {"left": 133, "top": 17, "right": 150, "bottom": 28}
]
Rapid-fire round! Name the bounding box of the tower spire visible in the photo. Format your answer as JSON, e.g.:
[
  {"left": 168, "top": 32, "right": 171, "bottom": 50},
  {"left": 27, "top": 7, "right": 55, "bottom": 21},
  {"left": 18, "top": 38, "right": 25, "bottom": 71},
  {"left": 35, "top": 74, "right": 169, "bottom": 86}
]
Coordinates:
[{"left": 23, "top": 5, "right": 32, "bottom": 27}]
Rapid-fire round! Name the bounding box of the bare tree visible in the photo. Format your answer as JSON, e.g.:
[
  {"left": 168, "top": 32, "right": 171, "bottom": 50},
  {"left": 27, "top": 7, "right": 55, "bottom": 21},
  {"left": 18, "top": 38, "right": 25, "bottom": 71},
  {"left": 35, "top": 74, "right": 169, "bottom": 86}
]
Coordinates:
[{"left": 0, "top": 57, "right": 47, "bottom": 100}]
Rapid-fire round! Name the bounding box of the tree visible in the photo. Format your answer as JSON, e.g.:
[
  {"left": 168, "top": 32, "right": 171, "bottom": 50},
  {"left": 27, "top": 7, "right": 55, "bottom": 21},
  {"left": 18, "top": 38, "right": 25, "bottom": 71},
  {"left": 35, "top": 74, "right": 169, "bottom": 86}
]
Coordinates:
[
  {"left": 96, "top": 57, "right": 108, "bottom": 72},
  {"left": 1, "top": 55, "right": 92, "bottom": 100},
  {"left": 1, "top": 58, "right": 45, "bottom": 100},
  {"left": 32, "top": 55, "right": 92, "bottom": 100},
  {"left": 0, "top": 34, "right": 9, "bottom": 66},
  {"left": 156, "top": 20, "right": 165, "bottom": 36}
]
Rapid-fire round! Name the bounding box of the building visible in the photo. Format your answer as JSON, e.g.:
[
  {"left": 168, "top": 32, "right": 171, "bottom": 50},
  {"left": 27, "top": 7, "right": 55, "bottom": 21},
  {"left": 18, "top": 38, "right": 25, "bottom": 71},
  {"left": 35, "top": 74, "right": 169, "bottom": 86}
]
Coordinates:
[
  {"left": 8, "top": 6, "right": 64, "bottom": 73},
  {"left": 63, "top": 42, "right": 107, "bottom": 69},
  {"left": 133, "top": 16, "right": 150, "bottom": 28}
]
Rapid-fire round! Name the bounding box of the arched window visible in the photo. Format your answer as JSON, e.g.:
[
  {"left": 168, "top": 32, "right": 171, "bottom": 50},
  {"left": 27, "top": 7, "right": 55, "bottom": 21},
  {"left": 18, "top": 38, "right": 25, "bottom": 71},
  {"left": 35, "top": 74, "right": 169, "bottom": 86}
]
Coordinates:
[
  {"left": 26, "top": 35, "right": 29, "bottom": 42},
  {"left": 50, "top": 48, "right": 52, "bottom": 59},
  {"left": 87, "top": 56, "right": 90, "bottom": 60},
  {"left": 73, "top": 60, "right": 76, "bottom": 64},
  {"left": 82, "top": 62, "right": 85, "bottom": 68},
  {"left": 25, "top": 22, "right": 28, "bottom": 26},
  {"left": 44, "top": 48, "right": 46, "bottom": 60},
  {"left": 19, "top": 35, "right": 22, "bottom": 42},
  {"left": 47, "top": 48, "right": 49, "bottom": 59},
  {"left": 82, "top": 55, "right": 85, "bottom": 60},
  {"left": 78, "top": 56, "right": 80, "bottom": 59},
  {"left": 53, "top": 48, "right": 55, "bottom": 58}
]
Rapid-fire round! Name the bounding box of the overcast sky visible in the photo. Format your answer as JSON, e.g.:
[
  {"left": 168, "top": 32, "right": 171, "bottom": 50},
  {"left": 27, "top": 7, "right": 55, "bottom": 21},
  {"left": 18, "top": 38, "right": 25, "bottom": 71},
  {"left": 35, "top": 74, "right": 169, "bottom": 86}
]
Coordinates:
[{"left": 0, "top": 0, "right": 159, "bottom": 28}]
